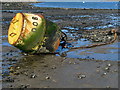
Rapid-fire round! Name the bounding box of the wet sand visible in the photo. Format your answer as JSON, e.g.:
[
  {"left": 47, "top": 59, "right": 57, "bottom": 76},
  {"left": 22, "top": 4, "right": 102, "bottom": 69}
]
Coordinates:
[{"left": 1, "top": 2, "right": 119, "bottom": 88}]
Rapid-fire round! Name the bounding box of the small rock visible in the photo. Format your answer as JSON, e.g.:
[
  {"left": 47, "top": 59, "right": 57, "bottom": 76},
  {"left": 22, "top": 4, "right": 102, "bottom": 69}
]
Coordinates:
[
  {"left": 16, "top": 66, "right": 20, "bottom": 69},
  {"left": 30, "top": 74, "right": 37, "bottom": 78},
  {"left": 96, "top": 69, "right": 100, "bottom": 73},
  {"left": 51, "top": 66, "right": 56, "bottom": 69},
  {"left": 60, "top": 52, "right": 67, "bottom": 57},
  {"left": 46, "top": 76, "right": 50, "bottom": 80},
  {"left": 5, "top": 77, "right": 14, "bottom": 82},
  {"left": 52, "top": 79, "right": 57, "bottom": 82},
  {"left": 23, "top": 53, "right": 28, "bottom": 56},
  {"left": 103, "top": 72, "right": 107, "bottom": 75},
  {"left": 77, "top": 74, "right": 86, "bottom": 79},
  {"left": 106, "top": 86, "right": 111, "bottom": 88},
  {"left": 69, "top": 61, "right": 72, "bottom": 64},
  {"left": 14, "top": 72, "right": 20, "bottom": 75},
  {"left": 97, "top": 66, "right": 100, "bottom": 68},
  {"left": 43, "top": 64, "right": 48, "bottom": 67},
  {"left": 107, "top": 64, "right": 112, "bottom": 67},
  {"left": 24, "top": 72, "right": 28, "bottom": 76},
  {"left": 9, "top": 85, "right": 13, "bottom": 87},
  {"left": 6, "top": 53, "right": 9, "bottom": 55},
  {"left": 105, "top": 67, "right": 110, "bottom": 70},
  {"left": 20, "top": 85, "right": 28, "bottom": 88},
  {"left": 114, "top": 69, "right": 117, "bottom": 72},
  {"left": 5, "top": 3, "right": 10, "bottom": 6}
]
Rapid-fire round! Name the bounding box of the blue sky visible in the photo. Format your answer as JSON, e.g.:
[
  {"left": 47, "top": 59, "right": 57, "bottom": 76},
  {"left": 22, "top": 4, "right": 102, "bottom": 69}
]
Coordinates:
[{"left": 38, "top": 0, "right": 119, "bottom": 2}]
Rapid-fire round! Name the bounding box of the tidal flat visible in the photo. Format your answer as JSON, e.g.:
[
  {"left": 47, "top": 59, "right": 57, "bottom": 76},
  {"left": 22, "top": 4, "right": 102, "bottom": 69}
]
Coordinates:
[{"left": 1, "top": 2, "right": 119, "bottom": 88}]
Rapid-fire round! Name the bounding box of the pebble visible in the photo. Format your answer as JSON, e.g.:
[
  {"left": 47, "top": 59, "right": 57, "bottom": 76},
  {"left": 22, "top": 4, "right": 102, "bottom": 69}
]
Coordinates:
[
  {"left": 51, "top": 66, "right": 56, "bottom": 69},
  {"left": 14, "top": 71, "right": 20, "bottom": 75},
  {"left": 23, "top": 72, "right": 28, "bottom": 76},
  {"left": 46, "top": 76, "right": 50, "bottom": 80},
  {"left": 106, "top": 86, "right": 111, "bottom": 88},
  {"left": 60, "top": 52, "right": 67, "bottom": 57},
  {"left": 23, "top": 53, "right": 28, "bottom": 56},
  {"left": 69, "top": 61, "right": 72, "bottom": 64},
  {"left": 52, "top": 79, "right": 57, "bottom": 82},
  {"left": 77, "top": 74, "right": 86, "bottom": 79},
  {"left": 5, "top": 77, "right": 14, "bottom": 82},
  {"left": 16, "top": 66, "right": 20, "bottom": 69},
  {"left": 114, "top": 69, "right": 117, "bottom": 72},
  {"left": 20, "top": 84, "right": 30, "bottom": 88},
  {"left": 103, "top": 72, "right": 107, "bottom": 75},
  {"left": 30, "top": 74, "right": 37, "bottom": 78},
  {"left": 97, "top": 66, "right": 100, "bottom": 68},
  {"left": 107, "top": 64, "right": 112, "bottom": 67},
  {"left": 6, "top": 4, "right": 10, "bottom": 6},
  {"left": 96, "top": 69, "right": 100, "bottom": 73},
  {"left": 43, "top": 64, "right": 48, "bottom": 67},
  {"left": 9, "top": 85, "right": 13, "bottom": 87},
  {"left": 105, "top": 67, "right": 110, "bottom": 70}
]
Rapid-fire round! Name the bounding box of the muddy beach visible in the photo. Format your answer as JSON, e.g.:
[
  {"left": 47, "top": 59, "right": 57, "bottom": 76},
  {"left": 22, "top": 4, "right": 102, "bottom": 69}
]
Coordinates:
[{"left": 1, "top": 2, "right": 119, "bottom": 88}]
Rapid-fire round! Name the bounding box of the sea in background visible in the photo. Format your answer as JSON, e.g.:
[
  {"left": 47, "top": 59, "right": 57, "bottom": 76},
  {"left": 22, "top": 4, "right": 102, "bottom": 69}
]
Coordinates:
[{"left": 31, "top": 2, "right": 119, "bottom": 9}]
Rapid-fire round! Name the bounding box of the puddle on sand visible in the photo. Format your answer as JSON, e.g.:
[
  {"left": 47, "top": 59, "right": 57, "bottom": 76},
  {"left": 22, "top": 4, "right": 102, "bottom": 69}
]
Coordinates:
[
  {"left": 59, "top": 29, "right": 119, "bottom": 61},
  {"left": 66, "top": 42, "right": 119, "bottom": 61},
  {"left": 64, "top": 24, "right": 116, "bottom": 30},
  {"left": 1, "top": 35, "right": 23, "bottom": 77},
  {"left": 0, "top": 35, "right": 12, "bottom": 47}
]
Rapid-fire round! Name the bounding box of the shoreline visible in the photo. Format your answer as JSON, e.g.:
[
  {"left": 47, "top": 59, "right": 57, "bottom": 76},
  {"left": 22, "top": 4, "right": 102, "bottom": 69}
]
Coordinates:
[{"left": 1, "top": 2, "right": 119, "bottom": 10}]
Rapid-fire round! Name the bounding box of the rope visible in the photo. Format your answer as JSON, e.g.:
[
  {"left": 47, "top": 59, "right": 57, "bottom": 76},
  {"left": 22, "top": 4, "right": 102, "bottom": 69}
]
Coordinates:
[{"left": 63, "top": 29, "right": 117, "bottom": 52}]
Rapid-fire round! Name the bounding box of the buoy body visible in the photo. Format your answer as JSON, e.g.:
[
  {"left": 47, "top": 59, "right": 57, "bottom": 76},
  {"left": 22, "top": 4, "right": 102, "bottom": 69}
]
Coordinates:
[{"left": 8, "top": 13, "right": 62, "bottom": 53}]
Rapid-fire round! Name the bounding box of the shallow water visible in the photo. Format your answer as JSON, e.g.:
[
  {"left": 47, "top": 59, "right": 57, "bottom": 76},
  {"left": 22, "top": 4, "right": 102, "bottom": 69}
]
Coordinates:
[
  {"left": 32, "top": 2, "right": 118, "bottom": 9},
  {"left": 66, "top": 42, "right": 119, "bottom": 61},
  {"left": 59, "top": 29, "right": 119, "bottom": 61},
  {"left": 1, "top": 27, "right": 119, "bottom": 61},
  {"left": 1, "top": 11, "right": 120, "bottom": 62}
]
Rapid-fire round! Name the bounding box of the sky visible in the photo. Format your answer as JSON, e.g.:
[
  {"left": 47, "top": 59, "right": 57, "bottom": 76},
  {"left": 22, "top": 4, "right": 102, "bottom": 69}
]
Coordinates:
[
  {"left": 38, "top": 0, "right": 119, "bottom": 2},
  {"left": 1, "top": 0, "right": 119, "bottom": 2}
]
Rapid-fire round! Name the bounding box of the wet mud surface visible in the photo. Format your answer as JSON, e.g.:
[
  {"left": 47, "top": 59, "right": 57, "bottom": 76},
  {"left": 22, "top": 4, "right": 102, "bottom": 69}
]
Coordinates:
[{"left": 1, "top": 2, "right": 120, "bottom": 88}]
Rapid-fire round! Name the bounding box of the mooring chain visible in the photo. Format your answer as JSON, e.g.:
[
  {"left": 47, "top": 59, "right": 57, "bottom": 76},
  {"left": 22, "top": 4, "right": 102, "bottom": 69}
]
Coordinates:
[{"left": 61, "top": 29, "right": 117, "bottom": 52}]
